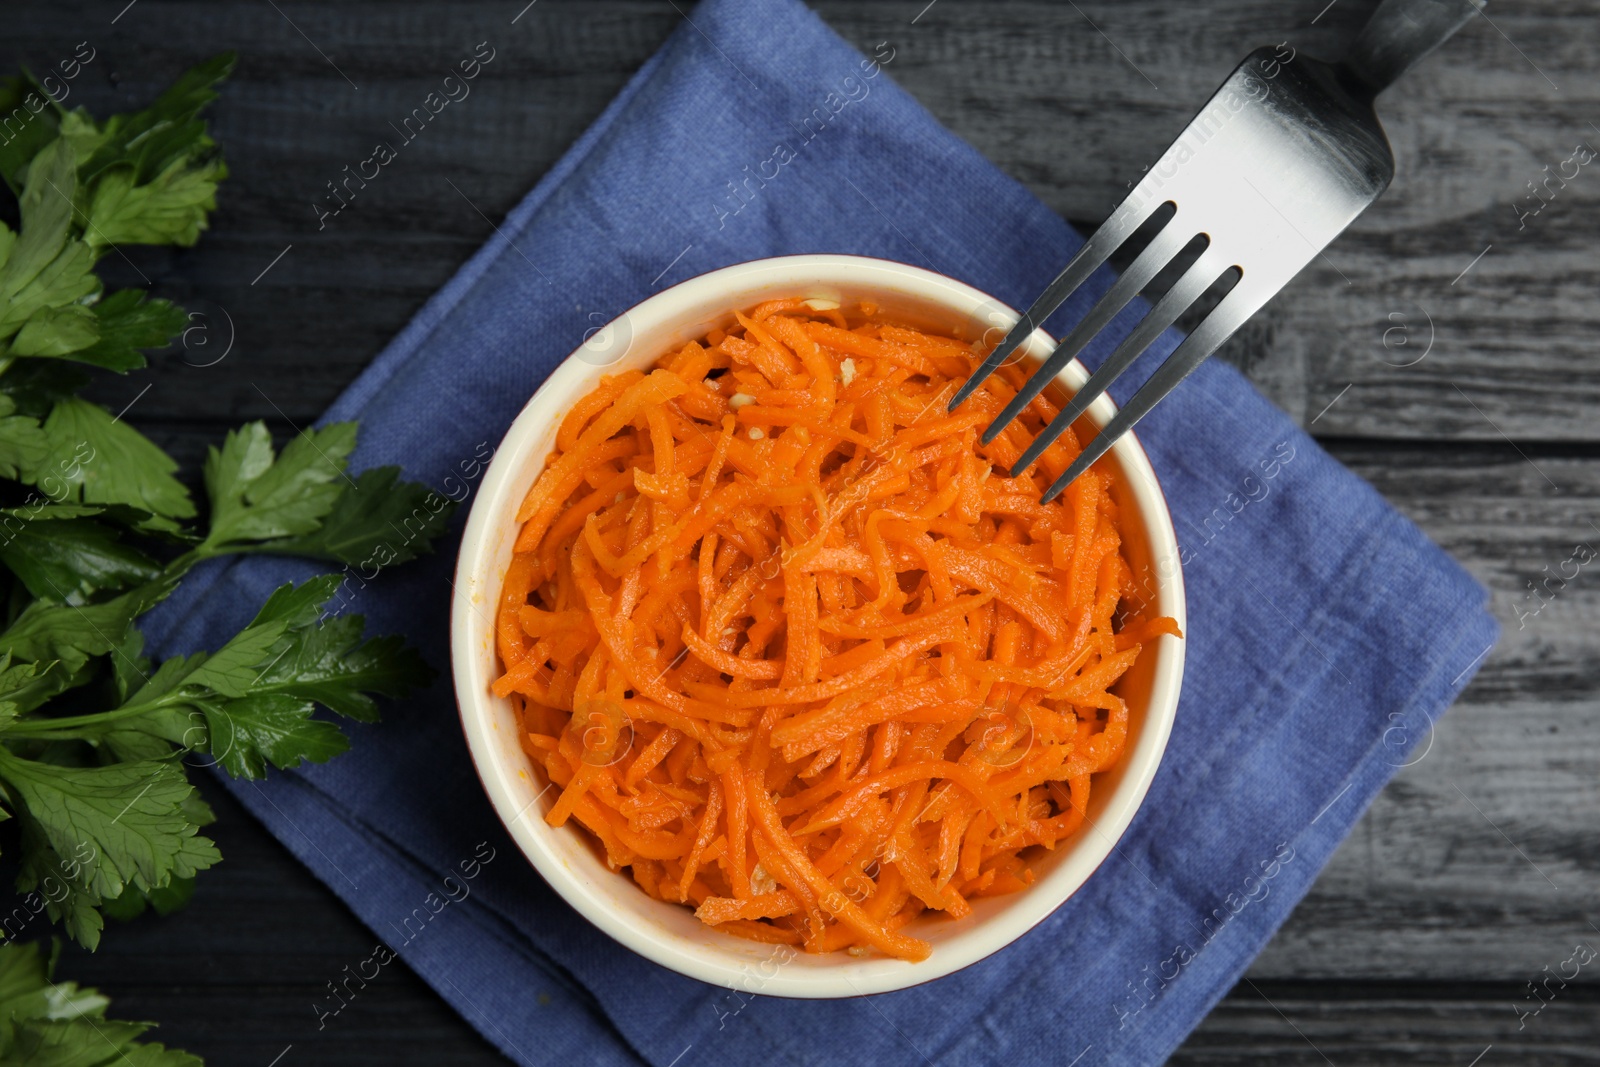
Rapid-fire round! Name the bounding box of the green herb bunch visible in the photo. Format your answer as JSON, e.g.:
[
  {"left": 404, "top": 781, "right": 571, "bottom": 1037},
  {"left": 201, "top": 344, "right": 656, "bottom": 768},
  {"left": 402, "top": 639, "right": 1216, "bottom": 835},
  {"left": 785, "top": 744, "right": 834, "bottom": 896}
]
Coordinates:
[{"left": 0, "top": 51, "right": 454, "bottom": 967}]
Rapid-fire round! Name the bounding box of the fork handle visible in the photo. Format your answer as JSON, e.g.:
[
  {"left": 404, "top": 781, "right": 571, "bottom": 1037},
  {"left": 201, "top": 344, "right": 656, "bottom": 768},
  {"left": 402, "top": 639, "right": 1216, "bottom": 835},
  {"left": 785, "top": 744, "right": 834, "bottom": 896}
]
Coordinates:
[{"left": 1340, "top": 0, "right": 1484, "bottom": 95}]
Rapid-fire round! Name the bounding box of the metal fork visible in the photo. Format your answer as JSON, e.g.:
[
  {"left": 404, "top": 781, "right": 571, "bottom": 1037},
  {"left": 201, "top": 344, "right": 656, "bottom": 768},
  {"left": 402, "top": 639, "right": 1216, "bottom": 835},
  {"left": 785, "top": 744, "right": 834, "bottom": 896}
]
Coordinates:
[{"left": 950, "top": 0, "right": 1484, "bottom": 502}]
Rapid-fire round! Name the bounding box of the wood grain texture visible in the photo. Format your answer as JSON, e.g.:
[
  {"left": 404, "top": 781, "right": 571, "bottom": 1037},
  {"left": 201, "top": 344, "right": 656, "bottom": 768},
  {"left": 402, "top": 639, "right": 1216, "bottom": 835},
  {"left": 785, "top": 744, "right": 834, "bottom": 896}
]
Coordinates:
[
  {"left": 4, "top": 0, "right": 1597, "bottom": 1064},
  {"left": 12, "top": 0, "right": 1597, "bottom": 441},
  {"left": 1252, "top": 442, "right": 1600, "bottom": 984},
  {"left": 830, "top": 0, "right": 1600, "bottom": 443},
  {"left": 1175, "top": 981, "right": 1600, "bottom": 1066}
]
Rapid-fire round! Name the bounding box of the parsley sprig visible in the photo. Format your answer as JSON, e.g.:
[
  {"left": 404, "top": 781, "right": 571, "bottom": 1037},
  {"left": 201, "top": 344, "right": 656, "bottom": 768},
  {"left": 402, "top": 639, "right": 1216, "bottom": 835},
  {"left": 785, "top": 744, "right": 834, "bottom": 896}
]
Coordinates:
[{"left": 0, "top": 52, "right": 456, "bottom": 958}]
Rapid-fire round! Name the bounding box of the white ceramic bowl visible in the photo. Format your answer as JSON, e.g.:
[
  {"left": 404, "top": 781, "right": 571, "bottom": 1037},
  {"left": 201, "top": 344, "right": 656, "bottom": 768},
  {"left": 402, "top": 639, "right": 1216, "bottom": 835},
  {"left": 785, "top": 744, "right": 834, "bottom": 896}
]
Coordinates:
[{"left": 451, "top": 254, "right": 1186, "bottom": 998}]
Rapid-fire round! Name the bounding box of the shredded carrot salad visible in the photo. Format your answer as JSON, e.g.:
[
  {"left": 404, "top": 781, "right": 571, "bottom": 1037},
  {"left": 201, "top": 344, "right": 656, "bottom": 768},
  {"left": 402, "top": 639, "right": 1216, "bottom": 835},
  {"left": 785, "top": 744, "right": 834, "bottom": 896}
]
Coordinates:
[{"left": 495, "top": 298, "right": 1181, "bottom": 961}]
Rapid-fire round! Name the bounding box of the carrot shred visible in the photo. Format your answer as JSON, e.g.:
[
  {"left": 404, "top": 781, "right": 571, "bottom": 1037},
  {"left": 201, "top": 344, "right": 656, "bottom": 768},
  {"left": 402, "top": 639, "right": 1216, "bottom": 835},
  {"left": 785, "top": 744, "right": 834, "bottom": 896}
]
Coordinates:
[{"left": 496, "top": 302, "right": 1180, "bottom": 961}]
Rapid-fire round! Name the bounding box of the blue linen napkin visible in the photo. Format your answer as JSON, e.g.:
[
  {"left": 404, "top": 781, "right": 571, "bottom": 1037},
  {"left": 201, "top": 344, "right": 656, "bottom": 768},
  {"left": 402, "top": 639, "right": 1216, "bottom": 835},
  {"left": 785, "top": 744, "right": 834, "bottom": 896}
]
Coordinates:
[{"left": 143, "top": 0, "right": 1499, "bottom": 1063}]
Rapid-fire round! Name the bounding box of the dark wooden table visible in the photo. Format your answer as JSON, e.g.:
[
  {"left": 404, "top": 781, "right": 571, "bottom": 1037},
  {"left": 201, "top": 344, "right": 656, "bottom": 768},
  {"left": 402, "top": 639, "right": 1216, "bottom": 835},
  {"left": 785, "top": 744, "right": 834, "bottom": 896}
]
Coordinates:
[{"left": 10, "top": 1, "right": 1598, "bottom": 1063}]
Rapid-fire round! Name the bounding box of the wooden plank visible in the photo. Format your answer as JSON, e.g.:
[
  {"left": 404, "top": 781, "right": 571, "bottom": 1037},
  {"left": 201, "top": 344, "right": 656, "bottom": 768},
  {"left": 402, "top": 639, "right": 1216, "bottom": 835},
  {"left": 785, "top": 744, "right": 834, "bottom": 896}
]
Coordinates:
[
  {"left": 1179, "top": 981, "right": 1600, "bottom": 1066},
  {"left": 825, "top": 0, "right": 1600, "bottom": 442},
  {"left": 4, "top": 1, "right": 1596, "bottom": 1063},
  {"left": 10, "top": 1, "right": 1597, "bottom": 440},
  {"left": 1247, "top": 442, "right": 1600, "bottom": 982}
]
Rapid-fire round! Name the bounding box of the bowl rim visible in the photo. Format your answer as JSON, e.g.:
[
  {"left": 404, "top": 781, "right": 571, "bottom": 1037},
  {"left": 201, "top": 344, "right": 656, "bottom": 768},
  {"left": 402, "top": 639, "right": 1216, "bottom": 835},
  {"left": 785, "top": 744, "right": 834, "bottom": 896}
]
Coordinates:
[{"left": 450, "top": 253, "right": 1186, "bottom": 998}]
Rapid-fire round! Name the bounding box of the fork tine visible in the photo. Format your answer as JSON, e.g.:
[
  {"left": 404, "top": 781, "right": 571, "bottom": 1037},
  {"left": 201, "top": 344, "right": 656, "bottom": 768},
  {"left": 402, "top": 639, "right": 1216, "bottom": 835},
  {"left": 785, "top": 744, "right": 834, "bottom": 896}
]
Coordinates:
[
  {"left": 1039, "top": 276, "right": 1271, "bottom": 502},
  {"left": 1009, "top": 248, "right": 1233, "bottom": 478},
  {"left": 979, "top": 219, "right": 1194, "bottom": 446},
  {"left": 948, "top": 196, "right": 1171, "bottom": 412}
]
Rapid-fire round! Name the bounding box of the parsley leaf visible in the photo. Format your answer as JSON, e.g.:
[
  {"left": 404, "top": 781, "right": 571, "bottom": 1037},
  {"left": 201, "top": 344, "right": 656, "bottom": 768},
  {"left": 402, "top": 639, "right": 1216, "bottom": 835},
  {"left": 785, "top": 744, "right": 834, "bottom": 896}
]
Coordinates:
[
  {"left": 0, "top": 509, "right": 161, "bottom": 601},
  {"left": 14, "top": 819, "right": 108, "bottom": 950},
  {"left": 254, "top": 611, "right": 431, "bottom": 722},
  {"left": 0, "top": 939, "right": 201, "bottom": 1065},
  {"left": 77, "top": 53, "right": 234, "bottom": 191},
  {"left": 0, "top": 940, "right": 105, "bottom": 1022},
  {"left": 248, "top": 464, "right": 457, "bottom": 566},
  {"left": 67, "top": 289, "right": 188, "bottom": 373},
  {"left": 0, "top": 750, "right": 220, "bottom": 906},
  {"left": 35, "top": 398, "right": 195, "bottom": 530},
  {"left": 197, "top": 429, "right": 459, "bottom": 568},
  {"left": 61, "top": 576, "right": 432, "bottom": 780},
  {"left": 0, "top": 577, "right": 174, "bottom": 674},
  {"left": 0, "top": 140, "right": 98, "bottom": 346},
  {"left": 182, "top": 575, "right": 343, "bottom": 697},
  {"left": 200, "top": 421, "right": 358, "bottom": 551},
  {"left": 162, "top": 576, "right": 429, "bottom": 779},
  {"left": 0, "top": 395, "right": 49, "bottom": 480},
  {"left": 201, "top": 692, "right": 352, "bottom": 779},
  {"left": 0, "top": 77, "right": 69, "bottom": 191},
  {"left": 0, "top": 655, "right": 48, "bottom": 723},
  {"left": 72, "top": 53, "right": 235, "bottom": 253},
  {"left": 0, "top": 655, "right": 85, "bottom": 722},
  {"left": 10, "top": 304, "right": 97, "bottom": 358},
  {"left": 85, "top": 155, "right": 227, "bottom": 250}
]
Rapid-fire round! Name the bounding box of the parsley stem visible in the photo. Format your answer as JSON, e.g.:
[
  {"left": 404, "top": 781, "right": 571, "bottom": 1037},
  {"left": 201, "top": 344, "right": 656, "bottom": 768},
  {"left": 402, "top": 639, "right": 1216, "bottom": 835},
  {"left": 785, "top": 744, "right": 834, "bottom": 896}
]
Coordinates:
[{"left": 3, "top": 690, "right": 189, "bottom": 736}]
